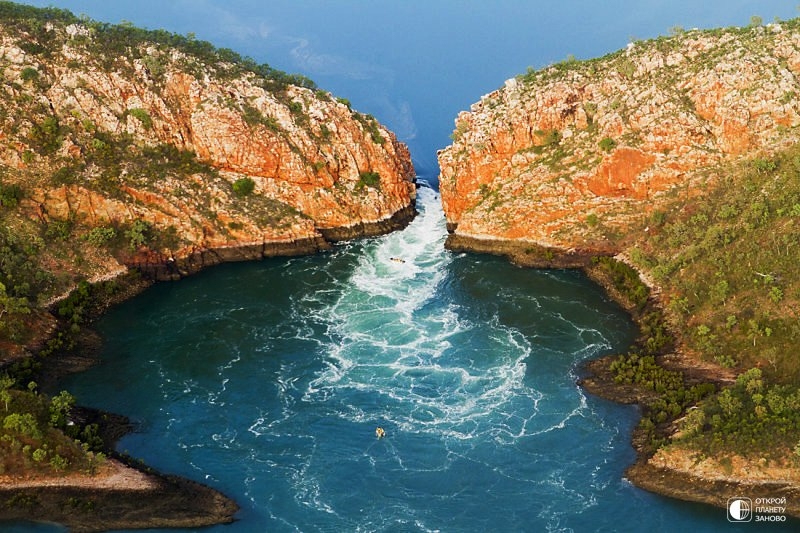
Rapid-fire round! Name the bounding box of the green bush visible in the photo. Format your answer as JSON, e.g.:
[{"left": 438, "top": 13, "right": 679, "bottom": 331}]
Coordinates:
[
  {"left": 353, "top": 113, "right": 385, "bottom": 145},
  {"left": 28, "top": 116, "right": 62, "bottom": 155},
  {"left": 591, "top": 256, "right": 650, "bottom": 312},
  {"left": 599, "top": 137, "right": 618, "bottom": 152},
  {"left": 232, "top": 177, "right": 256, "bottom": 197},
  {"left": 19, "top": 67, "right": 39, "bottom": 82},
  {"left": 0, "top": 182, "right": 23, "bottom": 207},
  {"left": 83, "top": 226, "right": 117, "bottom": 247},
  {"left": 127, "top": 108, "right": 153, "bottom": 130},
  {"left": 356, "top": 171, "right": 381, "bottom": 191},
  {"left": 536, "top": 129, "right": 561, "bottom": 146},
  {"left": 125, "top": 219, "right": 152, "bottom": 250}
]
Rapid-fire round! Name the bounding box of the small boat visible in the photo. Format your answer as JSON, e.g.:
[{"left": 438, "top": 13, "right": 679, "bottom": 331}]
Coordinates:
[
  {"left": 390, "top": 257, "right": 405, "bottom": 264},
  {"left": 375, "top": 427, "right": 386, "bottom": 439}
]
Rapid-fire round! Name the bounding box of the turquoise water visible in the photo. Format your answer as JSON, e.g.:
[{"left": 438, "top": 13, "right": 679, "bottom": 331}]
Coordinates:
[{"left": 9, "top": 184, "right": 763, "bottom": 532}]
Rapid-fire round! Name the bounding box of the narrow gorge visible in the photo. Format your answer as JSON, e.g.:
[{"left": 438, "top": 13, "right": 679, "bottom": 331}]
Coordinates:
[{"left": 4, "top": 2, "right": 800, "bottom": 530}]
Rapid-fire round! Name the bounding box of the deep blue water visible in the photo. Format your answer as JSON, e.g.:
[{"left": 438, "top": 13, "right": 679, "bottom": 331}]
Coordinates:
[{"left": 8, "top": 187, "right": 772, "bottom": 532}]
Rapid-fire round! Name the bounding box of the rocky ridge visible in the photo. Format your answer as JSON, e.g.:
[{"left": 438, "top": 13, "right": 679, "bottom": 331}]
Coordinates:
[
  {"left": 439, "top": 22, "right": 800, "bottom": 253},
  {"left": 0, "top": 5, "right": 414, "bottom": 530},
  {"left": 438, "top": 19, "right": 800, "bottom": 518},
  {"left": 0, "top": 6, "right": 415, "bottom": 290}
]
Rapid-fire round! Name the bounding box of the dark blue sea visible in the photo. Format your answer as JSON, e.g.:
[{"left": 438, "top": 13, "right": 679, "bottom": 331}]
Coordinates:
[{"left": 12, "top": 185, "right": 774, "bottom": 532}]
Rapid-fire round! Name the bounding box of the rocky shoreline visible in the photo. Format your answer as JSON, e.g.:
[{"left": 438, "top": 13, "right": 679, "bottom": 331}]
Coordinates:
[
  {"left": 0, "top": 402, "right": 238, "bottom": 532},
  {"left": 130, "top": 202, "right": 417, "bottom": 281},
  {"left": 0, "top": 202, "right": 417, "bottom": 531},
  {"left": 446, "top": 232, "right": 800, "bottom": 520},
  {"left": 0, "top": 461, "right": 239, "bottom": 533}
]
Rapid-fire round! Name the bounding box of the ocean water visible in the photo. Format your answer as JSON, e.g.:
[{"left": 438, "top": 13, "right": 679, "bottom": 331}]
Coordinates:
[{"left": 7, "top": 184, "right": 765, "bottom": 532}]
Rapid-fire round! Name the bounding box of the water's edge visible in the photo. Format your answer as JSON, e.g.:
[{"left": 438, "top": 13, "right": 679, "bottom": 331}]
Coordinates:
[
  {"left": 0, "top": 205, "right": 420, "bottom": 531},
  {"left": 445, "top": 232, "right": 800, "bottom": 520}
]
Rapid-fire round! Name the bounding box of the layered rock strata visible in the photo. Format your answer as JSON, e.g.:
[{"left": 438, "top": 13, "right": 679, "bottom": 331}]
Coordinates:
[
  {"left": 439, "top": 22, "right": 800, "bottom": 253},
  {"left": 0, "top": 16, "right": 415, "bottom": 285},
  {"left": 438, "top": 20, "right": 800, "bottom": 518}
]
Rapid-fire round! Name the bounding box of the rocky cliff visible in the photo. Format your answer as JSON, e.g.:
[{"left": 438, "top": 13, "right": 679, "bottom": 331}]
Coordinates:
[
  {"left": 0, "top": 4, "right": 415, "bottom": 293},
  {"left": 439, "top": 19, "right": 800, "bottom": 516},
  {"left": 439, "top": 21, "right": 800, "bottom": 255},
  {"left": 0, "top": 5, "right": 414, "bottom": 529}
]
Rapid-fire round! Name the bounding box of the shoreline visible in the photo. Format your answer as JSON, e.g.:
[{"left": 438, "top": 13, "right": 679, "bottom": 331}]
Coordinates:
[
  {"left": 1, "top": 203, "right": 417, "bottom": 531},
  {"left": 0, "top": 404, "right": 239, "bottom": 532},
  {"left": 445, "top": 231, "right": 800, "bottom": 519}
]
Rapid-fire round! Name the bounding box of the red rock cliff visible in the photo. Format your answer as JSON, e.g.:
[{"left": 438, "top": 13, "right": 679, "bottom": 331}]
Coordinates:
[
  {"left": 438, "top": 22, "right": 800, "bottom": 254},
  {"left": 0, "top": 18, "right": 415, "bottom": 285}
]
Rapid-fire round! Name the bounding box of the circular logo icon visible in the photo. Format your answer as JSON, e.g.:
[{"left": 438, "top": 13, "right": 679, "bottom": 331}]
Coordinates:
[{"left": 728, "top": 498, "right": 752, "bottom": 522}]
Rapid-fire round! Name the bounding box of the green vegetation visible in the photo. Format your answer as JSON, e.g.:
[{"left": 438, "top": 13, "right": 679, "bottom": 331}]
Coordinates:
[
  {"left": 353, "top": 113, "right": 385, "bottom": 145},
  {"left": 598, "top": 137, "right": 617, "bottom": 152},
  {"left": 610, "top": 352, "right": 716, "bottom": 451},
  {"left": 232, "top": 177, "right": 256, "bottom": 198},
  {"left": 126, "top": 108, "right": 153, "bottom": 130},
  {"left": 450, "top": 120, "right": 469, "bottom": 142},
  {"left": 0, "top": 225, "right": 52, "bottom": 339},
  {"left": 630, "top": 147, "right": 800, "bottom": 381},
  {"left": 356, "top": 171, "right": 381, "bottom": 191},
  {"left": 590, "top": 256, "right": 650, "bottom": 312},
  {"left": 677, "top": 368, "right": 800, "bottom": 458},
  {"left": 0, "top": 1, "right": 315, "bottom": 91},
  {"left": 241, "top": 103, "right": 281, "bottom": 131},
  {"left": 19, "top": 67, "right": 39, "bottom": 82},
  {"left": 28, "top": 116, "right": 62, "bottom": 155},
  {"left": 607, "top": 145, "right": 800, "bottom": 460},
  {"left": 0, "top": 376, "right": 106, "bottom": 477},
  {"left": 0, "top": 181, "right": 24, "bottom": 207},
  {"left": 125, "top": 219, "right": 153, "bottom": 250}
]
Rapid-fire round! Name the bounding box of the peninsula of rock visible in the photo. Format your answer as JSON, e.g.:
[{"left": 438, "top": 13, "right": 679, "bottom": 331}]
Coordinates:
[
  {"left": 0, "top": 3, "right": 414, "bottom": 530},
  {"left": 439, "top": 19, "right": 800, "bottom": 518}
]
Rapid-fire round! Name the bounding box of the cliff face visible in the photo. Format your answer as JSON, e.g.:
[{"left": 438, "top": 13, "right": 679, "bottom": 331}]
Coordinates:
[
  {"left": 438, "top": 22, "right": 800, "bottom": 253},
  {"left": 438, "top": 19, "right": 800, "bottom": 512},
  {"left": 0, "top": 11, "right": 414, "bottom": 288}
]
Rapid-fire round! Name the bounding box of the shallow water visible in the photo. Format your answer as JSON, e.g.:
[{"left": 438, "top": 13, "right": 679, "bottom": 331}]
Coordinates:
[{"left": 10, "top": 185, "right": 764, "bottom": 532}]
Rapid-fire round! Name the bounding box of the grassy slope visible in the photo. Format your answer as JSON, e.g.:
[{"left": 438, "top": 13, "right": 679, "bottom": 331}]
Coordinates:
[
  {"left": 614, "top": 146, "right": 800, "bottom": 460},
  {"left": 508, "top": 18, "right": 800, "bottom": 463}
]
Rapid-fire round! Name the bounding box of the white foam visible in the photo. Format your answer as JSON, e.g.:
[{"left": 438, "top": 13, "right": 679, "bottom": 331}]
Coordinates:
[{"left": 295, "top": 187, "right": 549, "bottom": 444}]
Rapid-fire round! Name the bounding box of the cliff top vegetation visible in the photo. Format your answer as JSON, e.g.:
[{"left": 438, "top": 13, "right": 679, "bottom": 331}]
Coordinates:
[{"left": 440, "top": 15, "right": 800, "bottom": 469}]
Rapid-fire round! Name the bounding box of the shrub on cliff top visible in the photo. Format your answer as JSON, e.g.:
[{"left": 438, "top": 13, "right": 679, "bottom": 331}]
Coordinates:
[
  {"left": 0, "top": 182, "right": 23, "bottom": 207},
  {"left": 125, "top": 219, "right": 153, "bottom": 250},
  {"left": 127, "top": 108, "right": 153, "bottom": 130},
  {"left": 630, "top": 147, "right": 800, "bottom": 382},
  {"left": 599, "top": 137, "right": 617, "bottom": 152},
  {"left": 232, "top": 177, "right": 256, "bottom": 198}
]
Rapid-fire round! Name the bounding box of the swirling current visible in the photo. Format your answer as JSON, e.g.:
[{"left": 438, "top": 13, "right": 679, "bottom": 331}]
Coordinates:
[{"left": 16, "top": 183, "right": 733, "bottom": 532}]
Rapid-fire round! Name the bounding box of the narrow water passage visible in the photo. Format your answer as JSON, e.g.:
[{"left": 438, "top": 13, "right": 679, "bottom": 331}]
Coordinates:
[{"left": 51, "top": 184, "right": 725, "bottom": 532}]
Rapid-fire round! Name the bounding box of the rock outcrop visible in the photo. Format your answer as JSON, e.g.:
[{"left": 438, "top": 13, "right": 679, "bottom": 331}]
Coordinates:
[
  {"left": 0, "top": 6, "right": 414, "bottom": 531},
  {"left": 438, "top": 19, "right": 800, "bottom": 517},
  {"left": 0, "top": 9, "right": 415, "bottom": 288},
  {"left": 439, "top": 22, "right": 800, "bottom": 254}
]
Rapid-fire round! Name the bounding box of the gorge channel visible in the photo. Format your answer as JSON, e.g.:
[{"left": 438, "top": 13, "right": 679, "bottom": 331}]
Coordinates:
[{"left": 12, "top": 183, "right": 738, "bottom": 532}]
